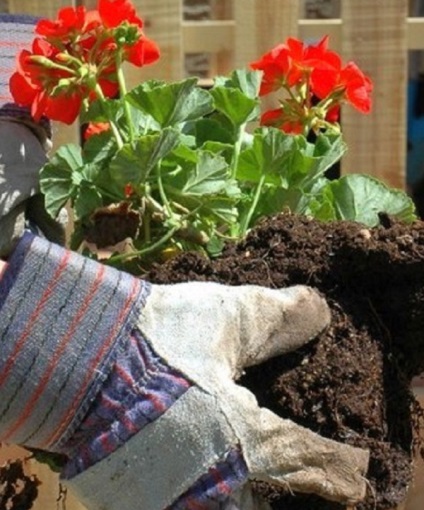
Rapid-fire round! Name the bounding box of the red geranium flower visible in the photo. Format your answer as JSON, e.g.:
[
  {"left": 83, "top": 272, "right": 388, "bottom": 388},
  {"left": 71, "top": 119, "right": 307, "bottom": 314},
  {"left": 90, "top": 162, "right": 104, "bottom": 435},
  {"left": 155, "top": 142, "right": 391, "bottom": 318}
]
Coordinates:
[
  {"left": 251, "top": 36, "right": 341, "bottom": 97},
  {"left": 99, "top": 0, "right": 143, "bottom": 28},
  {"left": 36, "top": 6, "right": 87, "bottom": 39},
  {"left": 251, "top": 43, "right": 291, "bottom": 95},
  {"left": 9, "top": 0, "right": 160, "bottom": 124},
  {"left": 251, "top": 35, "right": 372, "bottom": 135},
  {"left": 9, "top": 36, "right": 83, "bottom": 123}
]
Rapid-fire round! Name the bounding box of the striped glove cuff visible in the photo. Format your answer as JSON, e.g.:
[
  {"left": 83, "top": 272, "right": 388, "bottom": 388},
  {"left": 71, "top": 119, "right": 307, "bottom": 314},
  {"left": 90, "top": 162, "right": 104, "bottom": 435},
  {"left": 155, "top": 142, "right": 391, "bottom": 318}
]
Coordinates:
[{"left": 0, "top": 233, "right": 149, "bottom": 451}]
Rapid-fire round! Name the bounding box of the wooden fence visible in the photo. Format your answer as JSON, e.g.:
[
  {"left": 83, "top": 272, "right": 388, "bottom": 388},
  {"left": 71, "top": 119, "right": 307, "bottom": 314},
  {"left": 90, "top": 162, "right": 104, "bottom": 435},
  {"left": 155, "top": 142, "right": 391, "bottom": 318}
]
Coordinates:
[{"left": 1, "top": 1, "right": 424, "bottom": 509}]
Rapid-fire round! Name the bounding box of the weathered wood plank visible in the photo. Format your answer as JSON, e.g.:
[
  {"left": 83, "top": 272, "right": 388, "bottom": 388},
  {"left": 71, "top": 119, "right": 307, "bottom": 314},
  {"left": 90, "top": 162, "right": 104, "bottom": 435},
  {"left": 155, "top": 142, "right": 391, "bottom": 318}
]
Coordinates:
[
  {"left": 233, "top": 0, "right": 300, "bottom": 69},
  {"left": 341, "top": 0, "right": 408, "bottom": 190},
  {"left": 183, "top": 19, "right": 234, "bottom": 53},
  {"left": 128, "top": 0, "right": 183, "bottom": 84}
]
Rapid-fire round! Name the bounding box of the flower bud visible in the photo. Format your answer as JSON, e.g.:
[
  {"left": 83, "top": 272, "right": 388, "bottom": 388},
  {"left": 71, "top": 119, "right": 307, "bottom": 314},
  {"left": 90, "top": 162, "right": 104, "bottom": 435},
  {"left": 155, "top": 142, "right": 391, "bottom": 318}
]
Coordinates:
[{"left": 27, "top": 55, "right": 56, "bottom": 68}]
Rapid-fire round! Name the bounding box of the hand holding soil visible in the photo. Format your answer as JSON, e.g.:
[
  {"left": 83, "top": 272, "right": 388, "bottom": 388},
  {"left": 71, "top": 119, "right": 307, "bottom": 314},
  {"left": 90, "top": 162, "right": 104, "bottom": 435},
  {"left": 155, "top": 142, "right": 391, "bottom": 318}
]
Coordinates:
[{"left": 148, "top": 213, "right": 424, "bottom": 510}]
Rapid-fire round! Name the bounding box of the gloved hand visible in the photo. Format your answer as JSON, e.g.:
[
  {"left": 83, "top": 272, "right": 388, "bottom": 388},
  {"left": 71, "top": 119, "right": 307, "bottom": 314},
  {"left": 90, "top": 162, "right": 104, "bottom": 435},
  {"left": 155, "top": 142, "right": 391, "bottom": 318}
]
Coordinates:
[
  {"left": 0, "top": 119, "right": 66, "bottom": 257},
  {"left": 0, "top": 233, "right": 369, "bottom": 510}
]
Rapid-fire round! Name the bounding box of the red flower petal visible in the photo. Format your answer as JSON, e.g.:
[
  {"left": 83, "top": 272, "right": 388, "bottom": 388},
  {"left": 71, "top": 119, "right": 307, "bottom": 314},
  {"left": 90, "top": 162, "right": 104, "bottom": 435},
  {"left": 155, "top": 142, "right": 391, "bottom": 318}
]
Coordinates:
[
  {"left": 341, "top": 62, "right": 373, "bottom": 113},
  {"left": 261, "top": 108, "right": 285, "bottom": 126},
  {"left": 36, "top": 6, "right": 86, "bottom": 38},
  {"left": 43, "top": 92, "right": 82, "bottom": 124},
  {"left": 9, "top": 72, "right": 37, "bottom": 106},
  {"left": 99, "top": 0, "right": 143, "bottom": 28},
  {"left": 125, "top": 36, "right": 160, "bottom": 67},
  {"left": 250, "top": 44, "right": 290, "bottom": 96},
  {"left": 311, "top": 67, "right": 339, "bottom": 99},
  {"left": 326, "top": 105, "right": 340, "bottom": 123},
  {"left": 98, "top": 78, "right": 119, "bottom": 99},
  {"left": 84, "top": 122, "right": 111, "bottom": 140}
]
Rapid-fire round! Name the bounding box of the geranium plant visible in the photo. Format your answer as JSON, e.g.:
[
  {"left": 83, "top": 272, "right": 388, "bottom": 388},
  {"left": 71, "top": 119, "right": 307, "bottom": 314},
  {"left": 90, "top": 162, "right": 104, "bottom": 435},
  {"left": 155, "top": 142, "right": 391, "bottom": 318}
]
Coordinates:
[{"left": 10, "top": 0, "right": 416, "bottom": 270}]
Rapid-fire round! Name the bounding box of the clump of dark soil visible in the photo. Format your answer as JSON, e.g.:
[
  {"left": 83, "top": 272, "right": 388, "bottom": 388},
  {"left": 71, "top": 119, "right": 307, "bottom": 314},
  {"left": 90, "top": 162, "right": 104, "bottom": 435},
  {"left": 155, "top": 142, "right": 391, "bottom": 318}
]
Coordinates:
[
  {"left": 0, "top": 459, "right": 40, "bottom": 510},
  {"left": 147, "top": 213, "right": 424, "bottom": 510}
]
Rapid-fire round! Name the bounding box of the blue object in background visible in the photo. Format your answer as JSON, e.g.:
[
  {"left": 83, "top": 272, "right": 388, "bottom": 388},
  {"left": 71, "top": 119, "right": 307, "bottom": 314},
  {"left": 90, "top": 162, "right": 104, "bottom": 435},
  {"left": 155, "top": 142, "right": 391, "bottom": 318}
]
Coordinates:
[{"left": 407, "top": 78, "right": 424, "bottom": 187}]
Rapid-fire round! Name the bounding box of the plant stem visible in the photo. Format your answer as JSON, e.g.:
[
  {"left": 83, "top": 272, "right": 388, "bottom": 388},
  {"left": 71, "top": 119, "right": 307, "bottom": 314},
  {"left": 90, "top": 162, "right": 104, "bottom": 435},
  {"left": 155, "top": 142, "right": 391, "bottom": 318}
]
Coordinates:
[
  {"left": 231, "top": 122, "right": 246, "bottom": 179},
  {"left": 28, "top": 56, "right": 77, "bottom": 75},
  {"left": 94, "top": 84, "right": 124, "bottom": 149},
  {"left": 143, "top": 210, "right": 151, "bottom": 244},
  {"left": 116, "top": 55, "right": 136, "bottom": 142},
  {"left": 157, "top": 161, "right": 174, "bottom": 219},
  {"left": 240, "top": 173, "right": 266, "bottom": 236},
  {"left": 109, "top": 224, "right": 181, "bottom": 262}
]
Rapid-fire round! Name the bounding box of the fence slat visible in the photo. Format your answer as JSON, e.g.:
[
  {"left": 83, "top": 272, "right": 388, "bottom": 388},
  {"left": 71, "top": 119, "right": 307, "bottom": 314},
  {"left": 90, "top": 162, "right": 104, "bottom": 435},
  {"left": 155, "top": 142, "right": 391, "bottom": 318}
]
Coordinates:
[
  {"left": 129, "top": 0, "right": 183, "bottom": 84},
  {"left": 183, "top": 20, "right": 234, "bottom": 53},
  {"left": 341, "top": 0, "right": 408, "bottom": 189},
  {"left": 233, "top": 0, "right": 300, "bottom": 70}
]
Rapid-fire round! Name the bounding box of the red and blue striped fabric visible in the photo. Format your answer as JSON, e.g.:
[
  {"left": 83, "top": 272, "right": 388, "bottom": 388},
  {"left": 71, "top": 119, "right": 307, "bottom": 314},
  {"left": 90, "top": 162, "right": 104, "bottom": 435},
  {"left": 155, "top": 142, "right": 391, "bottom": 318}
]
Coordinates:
[
  {"left": 0, "top": 232, "right": 149, "bottom": 451},
  {"left": 61, "top": 330, "right": 193, "bottom": 479},
  {"left": 0, "top": 233, "right": 249, "bottom": 508}
]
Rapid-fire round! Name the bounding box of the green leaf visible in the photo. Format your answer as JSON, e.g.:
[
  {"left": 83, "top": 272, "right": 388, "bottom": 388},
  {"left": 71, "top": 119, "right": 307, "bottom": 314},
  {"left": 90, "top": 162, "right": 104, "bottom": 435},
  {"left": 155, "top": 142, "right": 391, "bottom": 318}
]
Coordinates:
[
  {"left": 228, "top": 69, "right": 262, "bottom": 99},
  {"left": 183, "top": 152, "right": 233, "bottom": 196},
  {"left": 237, "top": 130, "right": 345, "bottom": 190},
  {"left": 201, "top": 141, "right": 234, "bottom": 164},
  {"left": 206, "top": 235, "right": 225, "bottom": 257},
  {"left": 195, "top": 118, "right": 234, "bottom": 146},
  {"left": 214, "top": 69, "right": 262, "bottom": 100},
  {"left": 83, "top": 131, "right": 117, "bottom": 165},
  {"left": 168, "top": 144, "right": 199, "bottom": 165},
  {"left": 73, "top": 183, "right": 103, "bottom": 220},
  {"left": 236, "top": 128, "right": 295, "bottom": 185},
  {"left": 300, "top": 133, "right": 347, "bottom": 188},
  {"left": 197, "top": 196, "right": 239, "bottom": 223},
  {"left": 82, "top": 98, "right": 123, "bottom": 124},
  {"left": 313, "top": 174, "right": 417, "bottom": 226},
  {"left": 210, "top": 86, "right": 259, "bottom": 126},
  {"left": 109, "top": 128, "right": 180, "bottom": 187},
  {"left": 40, "top": 144, "right": 83, "bottom": 218},
  {"left": 127, "top": 78, "right": 214, "bottom": 128}
]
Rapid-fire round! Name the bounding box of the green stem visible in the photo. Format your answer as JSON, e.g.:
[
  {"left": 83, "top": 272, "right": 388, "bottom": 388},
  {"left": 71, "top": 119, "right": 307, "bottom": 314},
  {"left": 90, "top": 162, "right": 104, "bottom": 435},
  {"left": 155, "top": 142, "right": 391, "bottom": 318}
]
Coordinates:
[
  {"left": 28, "top": 56, "right": 77, "bottom": 75},
  {"left": 143, "top": 210, "right": 151, "bottom": 244},
  {"left": 240, "top": 173, "right": 266, "bottom": 236},
  {"left": 94, "top": 84, "right": 124, "bottom": 149},
  {"left": 116, "top": 55, "right": 136, "bottom": 142},
  {"left": 157, "top": 162, "right": 174, "bottom": 219},
  {"left": 109, "top": 224, "right": 180, "bottom": 262},
  {"left": 232, "top": 122, "right": 247, "bottom": 179}
]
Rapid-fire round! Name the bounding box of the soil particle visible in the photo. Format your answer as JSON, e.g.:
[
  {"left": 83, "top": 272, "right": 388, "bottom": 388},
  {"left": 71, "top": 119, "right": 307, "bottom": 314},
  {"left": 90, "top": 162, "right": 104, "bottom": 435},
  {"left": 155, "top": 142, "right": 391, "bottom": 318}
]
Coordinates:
[{"left": 147, "top": 213, "right": 424, "bottom": 510}]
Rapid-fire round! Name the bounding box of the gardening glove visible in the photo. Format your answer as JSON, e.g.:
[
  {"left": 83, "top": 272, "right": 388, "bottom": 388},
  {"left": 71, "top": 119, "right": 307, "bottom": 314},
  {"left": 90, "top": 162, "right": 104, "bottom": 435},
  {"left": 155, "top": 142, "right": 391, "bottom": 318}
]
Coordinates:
[
  {"left": 0, "top": 119, "right": 66, "bottom": 257},
  {"left": 0, "top": 233, "right": 369, "bottom": 510}
]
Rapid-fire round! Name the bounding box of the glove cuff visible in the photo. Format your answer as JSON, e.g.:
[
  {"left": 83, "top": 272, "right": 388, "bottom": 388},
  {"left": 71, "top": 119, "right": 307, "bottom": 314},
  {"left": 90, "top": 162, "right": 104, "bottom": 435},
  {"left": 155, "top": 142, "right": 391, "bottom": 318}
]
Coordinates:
[{"left": 0, "top": 233, "right": 150, "bottom": 450}]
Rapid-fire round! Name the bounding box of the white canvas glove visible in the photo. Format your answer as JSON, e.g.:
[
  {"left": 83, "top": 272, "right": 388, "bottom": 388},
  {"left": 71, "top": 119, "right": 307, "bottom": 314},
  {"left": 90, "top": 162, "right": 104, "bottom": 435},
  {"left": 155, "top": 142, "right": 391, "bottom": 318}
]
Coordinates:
[{"left": 67, "top": 282, "right": 369, "bottom": 509}]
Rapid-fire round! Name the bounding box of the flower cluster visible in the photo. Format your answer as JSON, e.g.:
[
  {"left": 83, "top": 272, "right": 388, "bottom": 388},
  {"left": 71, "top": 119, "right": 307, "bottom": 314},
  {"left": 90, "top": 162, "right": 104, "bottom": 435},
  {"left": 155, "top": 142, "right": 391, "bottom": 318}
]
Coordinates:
[
  {"left": 9, "top": 0, "right": 159, "bottom": 124},
  {"left": 251, "top": 35, "right": 372, "bottom": 135}
]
